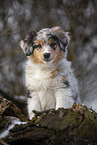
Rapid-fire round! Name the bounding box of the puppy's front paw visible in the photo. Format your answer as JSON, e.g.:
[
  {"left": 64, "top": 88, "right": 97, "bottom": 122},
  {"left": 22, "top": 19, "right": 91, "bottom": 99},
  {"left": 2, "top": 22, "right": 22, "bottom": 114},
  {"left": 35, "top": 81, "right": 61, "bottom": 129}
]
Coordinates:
[{"left": 29, "top": 112, "right": 35, "bottom": 120}]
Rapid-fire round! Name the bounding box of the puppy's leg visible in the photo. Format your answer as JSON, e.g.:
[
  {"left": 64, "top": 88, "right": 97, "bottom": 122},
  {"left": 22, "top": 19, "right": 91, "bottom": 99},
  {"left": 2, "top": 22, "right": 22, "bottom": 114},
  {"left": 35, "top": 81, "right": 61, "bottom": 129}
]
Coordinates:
[
  {"left": 28, "top": 95, "right": 41, "bottom": 120},
  {"left": 55, "top": 88, "right": 74, "bottom": 109}
]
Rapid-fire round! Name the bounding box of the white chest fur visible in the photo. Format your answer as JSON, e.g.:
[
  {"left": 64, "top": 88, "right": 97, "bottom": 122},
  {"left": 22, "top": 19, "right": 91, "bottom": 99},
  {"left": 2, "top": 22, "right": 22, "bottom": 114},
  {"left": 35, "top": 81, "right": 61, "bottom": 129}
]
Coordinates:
[{"left": 26, "top": 59, "right": 79, "bottom": 119}]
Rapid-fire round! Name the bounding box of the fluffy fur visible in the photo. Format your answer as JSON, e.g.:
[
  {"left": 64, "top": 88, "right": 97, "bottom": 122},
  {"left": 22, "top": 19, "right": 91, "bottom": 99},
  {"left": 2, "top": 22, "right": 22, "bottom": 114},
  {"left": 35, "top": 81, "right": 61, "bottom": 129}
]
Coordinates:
[{"left": 20, "top": 26, "right": 79, "bottom": 119}]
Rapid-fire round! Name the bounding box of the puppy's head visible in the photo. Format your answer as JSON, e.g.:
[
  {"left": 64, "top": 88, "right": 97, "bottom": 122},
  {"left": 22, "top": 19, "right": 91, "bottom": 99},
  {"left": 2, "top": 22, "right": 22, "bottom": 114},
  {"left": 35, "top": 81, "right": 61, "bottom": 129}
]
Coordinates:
[{"left": 20, "top": 26, "right": 70, "bottom": 64}]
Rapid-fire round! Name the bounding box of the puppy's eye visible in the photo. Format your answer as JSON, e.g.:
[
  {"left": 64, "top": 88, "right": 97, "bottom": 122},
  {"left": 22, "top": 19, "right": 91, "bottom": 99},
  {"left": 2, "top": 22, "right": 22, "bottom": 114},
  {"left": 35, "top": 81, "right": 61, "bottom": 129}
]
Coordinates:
[
  {"left": 33, "top": 44, "right": 42, "bottom": 49},
  {"left": 38, "top": 44, "right": 42, "bottom": 48},
  {"left": 50, "top": 42, "right": 57, "bottom": 50}
]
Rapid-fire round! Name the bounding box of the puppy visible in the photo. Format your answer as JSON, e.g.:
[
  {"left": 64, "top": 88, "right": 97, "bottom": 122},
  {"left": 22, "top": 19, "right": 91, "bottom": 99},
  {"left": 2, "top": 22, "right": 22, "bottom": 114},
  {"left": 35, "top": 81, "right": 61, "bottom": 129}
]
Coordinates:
[{"left": 20, "top": 26, "right": 79, "bottom": 119}]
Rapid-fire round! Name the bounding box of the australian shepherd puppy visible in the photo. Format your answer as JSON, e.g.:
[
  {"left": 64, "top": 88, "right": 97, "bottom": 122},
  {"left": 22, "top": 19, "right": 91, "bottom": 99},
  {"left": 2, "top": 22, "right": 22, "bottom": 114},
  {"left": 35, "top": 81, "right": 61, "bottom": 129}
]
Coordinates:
[{"left": 20, "top": 26, "right": 79, "bottom": 119}]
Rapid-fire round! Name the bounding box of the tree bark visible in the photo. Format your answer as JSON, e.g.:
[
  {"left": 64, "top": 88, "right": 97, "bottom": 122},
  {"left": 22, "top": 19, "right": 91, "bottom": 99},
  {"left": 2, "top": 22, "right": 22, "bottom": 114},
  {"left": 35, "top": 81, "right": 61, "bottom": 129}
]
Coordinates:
[{"left": 0, "top": 96, "right": 97, "bottom": 145}]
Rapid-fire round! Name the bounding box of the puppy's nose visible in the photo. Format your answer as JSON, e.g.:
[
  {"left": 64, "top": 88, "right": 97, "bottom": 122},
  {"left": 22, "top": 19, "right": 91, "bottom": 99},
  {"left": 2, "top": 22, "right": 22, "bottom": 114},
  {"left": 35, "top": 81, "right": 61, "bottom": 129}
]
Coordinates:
[{"left": 43, "top": 53, "right": 51, "bottom": 59}]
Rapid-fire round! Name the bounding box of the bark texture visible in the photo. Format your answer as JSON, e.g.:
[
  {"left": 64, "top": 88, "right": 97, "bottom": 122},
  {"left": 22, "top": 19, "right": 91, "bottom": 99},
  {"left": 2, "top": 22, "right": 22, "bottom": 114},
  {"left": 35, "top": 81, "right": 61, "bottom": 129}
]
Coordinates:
[{"left": 0, "top": 96, "right": 97, "bottom": 145}]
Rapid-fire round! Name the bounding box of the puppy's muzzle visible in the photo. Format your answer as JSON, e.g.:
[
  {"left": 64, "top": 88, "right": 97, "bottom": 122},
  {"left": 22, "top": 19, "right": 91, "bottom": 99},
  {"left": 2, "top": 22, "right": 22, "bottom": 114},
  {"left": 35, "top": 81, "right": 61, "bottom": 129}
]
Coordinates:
[{"left": 43, "top": 53, "right": 51, "bottom": 61}]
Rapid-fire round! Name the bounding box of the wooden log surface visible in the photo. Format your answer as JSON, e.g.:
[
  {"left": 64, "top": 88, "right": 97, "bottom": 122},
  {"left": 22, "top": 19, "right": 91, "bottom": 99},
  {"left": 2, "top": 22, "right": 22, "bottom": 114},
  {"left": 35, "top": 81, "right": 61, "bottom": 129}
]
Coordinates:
[{"left": 0, "top": 95, "right": 97, "bottom": 145}]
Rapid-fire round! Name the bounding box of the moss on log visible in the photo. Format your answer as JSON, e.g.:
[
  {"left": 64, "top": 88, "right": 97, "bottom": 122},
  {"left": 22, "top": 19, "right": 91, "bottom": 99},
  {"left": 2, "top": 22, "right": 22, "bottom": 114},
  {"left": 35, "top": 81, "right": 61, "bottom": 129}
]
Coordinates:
[{"left": 0, "top": 96, "right": 97, "bottom": 145}]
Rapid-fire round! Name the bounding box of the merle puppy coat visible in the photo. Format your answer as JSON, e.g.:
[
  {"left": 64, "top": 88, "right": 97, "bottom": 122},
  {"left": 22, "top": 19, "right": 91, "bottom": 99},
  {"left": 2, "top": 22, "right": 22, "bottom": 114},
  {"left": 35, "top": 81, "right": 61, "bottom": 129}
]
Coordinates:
[{"left": 20, "top": 26, "right": 79, "bottom": 119}]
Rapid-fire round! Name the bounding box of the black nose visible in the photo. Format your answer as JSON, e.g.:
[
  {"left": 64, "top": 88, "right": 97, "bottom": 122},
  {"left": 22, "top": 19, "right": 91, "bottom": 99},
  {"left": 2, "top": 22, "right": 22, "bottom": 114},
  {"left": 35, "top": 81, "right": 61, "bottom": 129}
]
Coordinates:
[{"left": 43, "top": 53, "right": 51, "bottom": 59}]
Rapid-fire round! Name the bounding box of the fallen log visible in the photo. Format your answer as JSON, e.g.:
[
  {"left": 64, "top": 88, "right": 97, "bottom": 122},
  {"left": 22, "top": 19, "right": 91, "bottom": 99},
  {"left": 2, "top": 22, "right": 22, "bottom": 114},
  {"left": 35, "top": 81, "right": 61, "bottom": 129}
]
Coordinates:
[{"left": 0, "top": 96, "right": 97, "bottom": 145}]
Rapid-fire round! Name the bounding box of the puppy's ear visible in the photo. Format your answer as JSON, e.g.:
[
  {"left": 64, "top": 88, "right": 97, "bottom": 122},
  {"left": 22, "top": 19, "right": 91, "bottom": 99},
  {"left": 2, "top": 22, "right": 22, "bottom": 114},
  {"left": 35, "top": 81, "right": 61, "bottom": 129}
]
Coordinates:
[
  {"left": 52, "top": 26, "right": 70, "bottom": 53},
  {"left": 19, "top": 31, "right": 37, "bottom": 56}
]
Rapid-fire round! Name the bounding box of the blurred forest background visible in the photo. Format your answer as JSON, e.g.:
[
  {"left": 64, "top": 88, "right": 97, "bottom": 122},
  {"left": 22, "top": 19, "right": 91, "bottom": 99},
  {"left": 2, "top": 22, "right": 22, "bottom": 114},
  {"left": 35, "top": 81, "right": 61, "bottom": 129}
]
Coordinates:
[{"left": 0, "top": 0, "right": 97, "bottom": 113}]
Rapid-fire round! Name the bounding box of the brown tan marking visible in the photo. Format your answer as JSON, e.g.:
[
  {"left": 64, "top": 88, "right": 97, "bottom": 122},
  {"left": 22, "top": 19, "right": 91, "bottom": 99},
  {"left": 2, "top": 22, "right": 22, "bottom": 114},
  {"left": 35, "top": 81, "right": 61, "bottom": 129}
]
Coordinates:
[
  {"left": 29, "top": 44, "right": 64, "bottom": 65},
  {"left": 48, "top": 38, "right": 57, "bottom": 49},
  {"left": 48, "top": 38, "right": 54, "bottom": 45},
  {"left": 63, "top": 77, "right": 67, "bottom": 82},
  {"left": 50, "top": 66, "right": 62, "bottom": 78},
  {"left": 28, "top": 35, "right": 64, "bottom": 65},
  {"left": 29, "top": 47, "right": 44, "bottom": 64},
  {"left": 35, "top": 40, "right": 43, "bottom": 47}
]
